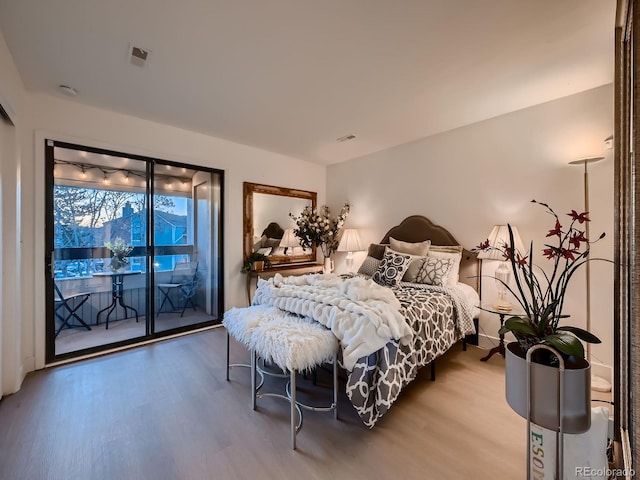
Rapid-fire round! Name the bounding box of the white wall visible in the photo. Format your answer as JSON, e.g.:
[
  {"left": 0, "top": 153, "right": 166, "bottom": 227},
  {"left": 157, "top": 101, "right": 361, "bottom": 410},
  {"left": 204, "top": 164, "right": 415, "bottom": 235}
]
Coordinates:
[
  {"left": 0, "top": 29, "right": 27, "bottom": 395},
  {"left": 327, "top": 84, "right": 614, "bottom": 380}
]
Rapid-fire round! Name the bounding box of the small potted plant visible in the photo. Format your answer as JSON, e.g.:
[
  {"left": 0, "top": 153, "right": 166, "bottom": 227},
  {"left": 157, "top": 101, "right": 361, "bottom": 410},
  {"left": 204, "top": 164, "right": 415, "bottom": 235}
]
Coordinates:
[
  {"left": 475, "top": 200, "right": 610, "bottom": 433},
  {"left": 241, "top": 252, "right": 271, "bottom": 274}
]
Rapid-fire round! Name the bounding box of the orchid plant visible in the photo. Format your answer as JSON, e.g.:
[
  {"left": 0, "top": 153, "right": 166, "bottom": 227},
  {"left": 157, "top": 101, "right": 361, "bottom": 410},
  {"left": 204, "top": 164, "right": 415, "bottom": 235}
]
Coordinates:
[
  {"left": 289, "top": 204, "right": 350, "bottom": 257},
  {"left": 475, "top": 200, "right": 607, "bottom": 359}
]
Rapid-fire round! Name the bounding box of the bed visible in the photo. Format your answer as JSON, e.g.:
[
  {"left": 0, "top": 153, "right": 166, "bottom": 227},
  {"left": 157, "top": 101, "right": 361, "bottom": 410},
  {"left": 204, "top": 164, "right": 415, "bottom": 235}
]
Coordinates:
[{"left": 246, "top": 215, "right": 480, "bottom": 427}]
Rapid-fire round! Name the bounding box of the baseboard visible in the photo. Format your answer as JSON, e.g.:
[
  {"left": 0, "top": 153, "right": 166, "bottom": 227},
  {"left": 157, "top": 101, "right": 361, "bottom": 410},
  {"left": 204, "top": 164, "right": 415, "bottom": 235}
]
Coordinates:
[
  {"left": 478, "top": 333, "right": 498, "bottom": 350},
  {"left": 23, "top": 355, "right": 35, "bottom": 373}
]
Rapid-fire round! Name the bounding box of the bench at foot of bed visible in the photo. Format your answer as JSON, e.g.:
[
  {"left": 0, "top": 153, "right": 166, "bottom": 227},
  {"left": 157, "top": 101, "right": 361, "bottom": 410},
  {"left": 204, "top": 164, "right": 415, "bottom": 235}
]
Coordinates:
[{"left": 224, "top": 306, "right": 339, "bottom": 450}]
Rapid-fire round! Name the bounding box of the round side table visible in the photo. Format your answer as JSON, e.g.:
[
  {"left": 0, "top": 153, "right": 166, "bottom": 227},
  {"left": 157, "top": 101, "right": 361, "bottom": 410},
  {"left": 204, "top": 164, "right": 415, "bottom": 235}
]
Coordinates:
[{"left": 478, "top": 304, "right": 525, "bottom": 362}]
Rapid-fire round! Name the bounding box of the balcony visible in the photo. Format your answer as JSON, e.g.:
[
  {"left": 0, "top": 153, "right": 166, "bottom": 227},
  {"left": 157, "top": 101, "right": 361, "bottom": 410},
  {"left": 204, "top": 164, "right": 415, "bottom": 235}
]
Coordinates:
[{"left": 54, "top": 264, "right": 217, "bottom": 355}]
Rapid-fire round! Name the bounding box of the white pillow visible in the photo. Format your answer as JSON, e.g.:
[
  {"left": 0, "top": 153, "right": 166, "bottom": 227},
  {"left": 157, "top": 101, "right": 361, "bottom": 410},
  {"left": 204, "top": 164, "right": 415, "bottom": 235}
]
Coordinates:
[
  {"left": 427, "top": 249, "right": 462, "bottom": 287},
  {"left": 430, "top": 245, "right": 463, "bottom": 253},
  {"left": 389, "top": 237, "right": 431, "bottom": 256},
  {"left": 415, "top": 256, "right": 454, "bottom": 286}
]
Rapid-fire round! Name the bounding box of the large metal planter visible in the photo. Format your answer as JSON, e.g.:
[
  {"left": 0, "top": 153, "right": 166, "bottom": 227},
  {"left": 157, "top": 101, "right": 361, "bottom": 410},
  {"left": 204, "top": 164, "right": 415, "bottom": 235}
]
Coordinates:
[{"left": 505, "top": 342, "right": 591, "bottom": 434}]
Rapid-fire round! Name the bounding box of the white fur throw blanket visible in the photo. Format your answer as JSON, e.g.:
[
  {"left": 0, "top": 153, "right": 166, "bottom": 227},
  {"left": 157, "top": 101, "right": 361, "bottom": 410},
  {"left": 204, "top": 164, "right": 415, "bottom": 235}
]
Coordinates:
[
  {"left": 224, "top": 305, "right": 338, "bottom": 372},
  {"left": 252, "top": 273, "right": 413, "bottom": 371}
]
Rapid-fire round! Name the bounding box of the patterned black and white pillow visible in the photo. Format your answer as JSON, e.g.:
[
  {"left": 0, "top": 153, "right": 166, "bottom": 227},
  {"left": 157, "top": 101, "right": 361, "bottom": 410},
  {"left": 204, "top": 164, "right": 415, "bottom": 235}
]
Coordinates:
[
  {"left": 415, "top": 256, "right": 455, "bottom": 286},
  {"left": 372, "top": 248, "right": 413, "bottom": 287},
  {"left": 357, "top": 256, "right": 382, "bottom": 277}
]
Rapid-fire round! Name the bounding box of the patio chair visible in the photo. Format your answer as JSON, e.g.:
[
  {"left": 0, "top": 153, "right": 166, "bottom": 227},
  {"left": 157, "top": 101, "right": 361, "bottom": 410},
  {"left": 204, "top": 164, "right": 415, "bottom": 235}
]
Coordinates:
[
  {"left": 54, "top": 282, "right": 92, "bottom": 338},
  {"left": 156, "top": 261, "right": 199, "bottom": 317}
]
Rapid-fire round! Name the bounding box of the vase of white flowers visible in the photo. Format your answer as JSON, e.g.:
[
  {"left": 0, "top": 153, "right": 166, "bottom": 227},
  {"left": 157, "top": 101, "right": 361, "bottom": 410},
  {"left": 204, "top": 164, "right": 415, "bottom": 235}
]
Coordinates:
[
  {"left": 290, "top": 204, "right": 350, "bottom": 272},
  {"left": 105, "top": 237, "right": 134, "bottom": 273}
]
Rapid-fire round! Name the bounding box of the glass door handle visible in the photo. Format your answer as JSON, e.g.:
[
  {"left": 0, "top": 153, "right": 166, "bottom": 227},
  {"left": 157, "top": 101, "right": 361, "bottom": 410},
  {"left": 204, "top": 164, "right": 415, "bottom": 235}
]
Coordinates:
[{"left": 48, "top": 250, "right": 55, "bottom": 279}]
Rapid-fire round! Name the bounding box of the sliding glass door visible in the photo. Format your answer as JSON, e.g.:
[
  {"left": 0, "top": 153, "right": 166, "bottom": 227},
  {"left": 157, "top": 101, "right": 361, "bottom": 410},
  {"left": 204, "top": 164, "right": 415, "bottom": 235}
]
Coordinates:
[
  {"left": 153, "top": 164, "right": 222, "bottom": 332},
  {"left": 45, "top": 140, "right": 224, "bottom": 362}
]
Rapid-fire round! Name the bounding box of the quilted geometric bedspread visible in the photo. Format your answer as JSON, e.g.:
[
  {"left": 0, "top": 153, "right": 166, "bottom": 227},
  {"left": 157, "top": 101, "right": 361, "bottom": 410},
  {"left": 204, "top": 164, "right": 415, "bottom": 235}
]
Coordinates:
[{"left": 345, "top": 284, "right": 470, "bottom": 428}]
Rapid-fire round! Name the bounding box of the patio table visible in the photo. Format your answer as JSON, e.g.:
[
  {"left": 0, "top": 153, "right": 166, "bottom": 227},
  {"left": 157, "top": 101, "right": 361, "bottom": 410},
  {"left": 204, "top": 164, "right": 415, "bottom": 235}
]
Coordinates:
[{"left": 94, "top": 271, "right": 140, "bottom": 329}]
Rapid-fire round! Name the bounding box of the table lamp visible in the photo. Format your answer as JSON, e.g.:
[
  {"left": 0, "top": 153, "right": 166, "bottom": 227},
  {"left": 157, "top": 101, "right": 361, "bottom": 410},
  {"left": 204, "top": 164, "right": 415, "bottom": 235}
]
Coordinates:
[
  {"left": 280, "top": 228, "right": 300, "bottom": 255},
  {"left": 337, "top": 228, "right": 364, "bottom": 273},
  {"left": 477, "top": 224, "right": 525, "bottom": 311}
]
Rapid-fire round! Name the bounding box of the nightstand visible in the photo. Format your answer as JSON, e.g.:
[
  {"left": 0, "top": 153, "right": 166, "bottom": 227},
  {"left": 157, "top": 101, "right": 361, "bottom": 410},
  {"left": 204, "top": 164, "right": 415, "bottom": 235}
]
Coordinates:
[
  {"left": 479, "top": 304, "right": 525, "bottom": 362},
  {"left": 245, "top": 263, "right": 324, "bottom": 304}
]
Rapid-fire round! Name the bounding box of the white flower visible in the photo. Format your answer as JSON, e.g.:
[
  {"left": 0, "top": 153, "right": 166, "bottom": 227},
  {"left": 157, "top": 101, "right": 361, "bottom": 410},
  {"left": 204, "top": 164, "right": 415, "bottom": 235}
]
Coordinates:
[{"left": 289, "top": 203, "right": 350, "bottom": 256}]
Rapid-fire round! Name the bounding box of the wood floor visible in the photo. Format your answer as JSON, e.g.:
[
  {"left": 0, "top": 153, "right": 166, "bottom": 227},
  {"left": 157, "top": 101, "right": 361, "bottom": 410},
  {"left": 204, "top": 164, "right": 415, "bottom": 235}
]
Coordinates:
[{"left": 0, "top": 327, "right": 528, "bottom": 480}]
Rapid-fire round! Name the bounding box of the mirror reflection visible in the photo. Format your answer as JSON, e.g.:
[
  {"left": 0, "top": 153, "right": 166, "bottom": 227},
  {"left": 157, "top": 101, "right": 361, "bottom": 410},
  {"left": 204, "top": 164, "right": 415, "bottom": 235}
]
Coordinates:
[
  {"left": 243, "top": 183, "right": 317, "bottom": 266},
  {"left": 252, "top": 193, "right": 312, "bottom": 256}
]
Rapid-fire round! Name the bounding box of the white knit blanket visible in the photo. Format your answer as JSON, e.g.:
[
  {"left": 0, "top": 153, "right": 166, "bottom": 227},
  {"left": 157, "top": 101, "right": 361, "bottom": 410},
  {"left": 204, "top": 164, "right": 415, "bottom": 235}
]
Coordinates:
[{"left": 252, "top": 273, "right": 413, "bottom": 371}]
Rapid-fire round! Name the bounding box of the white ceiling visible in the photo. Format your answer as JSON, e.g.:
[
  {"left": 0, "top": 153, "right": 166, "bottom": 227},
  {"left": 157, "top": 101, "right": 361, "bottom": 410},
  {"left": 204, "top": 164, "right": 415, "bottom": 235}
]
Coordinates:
[{"left": 0, "top": 0, "right": 615, "bottom": 165}]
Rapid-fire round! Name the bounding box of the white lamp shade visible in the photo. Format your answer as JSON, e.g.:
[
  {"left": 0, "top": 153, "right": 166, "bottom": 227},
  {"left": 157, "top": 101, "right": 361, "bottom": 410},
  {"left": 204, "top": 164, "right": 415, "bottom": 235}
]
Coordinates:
[
  {"left": 337, "top": 229, "right": 363, "bottom": 252},
  {"left": 279, "top": 228, "right": 300, "bottom": 249},
  {"left": 477, "top": 225, "right": 525, "bottom": 260}
]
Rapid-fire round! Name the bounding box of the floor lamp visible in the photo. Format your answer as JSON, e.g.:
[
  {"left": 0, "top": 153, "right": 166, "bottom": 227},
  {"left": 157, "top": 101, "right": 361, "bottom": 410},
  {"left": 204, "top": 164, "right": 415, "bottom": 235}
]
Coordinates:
[{"left": 569, "top": 156, "right": 611, "bottom": 392}]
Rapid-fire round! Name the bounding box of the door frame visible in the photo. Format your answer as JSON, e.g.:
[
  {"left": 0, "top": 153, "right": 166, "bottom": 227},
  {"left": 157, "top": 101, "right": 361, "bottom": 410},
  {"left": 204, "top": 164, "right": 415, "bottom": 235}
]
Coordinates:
[{"left": 44, "top": 138, "right": 224, "bottom": 364}]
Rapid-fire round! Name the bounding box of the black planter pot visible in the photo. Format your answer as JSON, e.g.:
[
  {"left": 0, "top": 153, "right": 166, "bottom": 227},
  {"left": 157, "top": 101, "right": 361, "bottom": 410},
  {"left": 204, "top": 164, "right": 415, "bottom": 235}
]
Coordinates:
[{"left": 505, "top": 342, "right": 591, "bottom": 434}]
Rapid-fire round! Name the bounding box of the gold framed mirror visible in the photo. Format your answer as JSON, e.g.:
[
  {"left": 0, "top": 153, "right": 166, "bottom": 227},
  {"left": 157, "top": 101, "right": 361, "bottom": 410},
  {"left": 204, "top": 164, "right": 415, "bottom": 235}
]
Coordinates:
[{"left": 243, "top": 182, "right": 317, "bottom": 266}]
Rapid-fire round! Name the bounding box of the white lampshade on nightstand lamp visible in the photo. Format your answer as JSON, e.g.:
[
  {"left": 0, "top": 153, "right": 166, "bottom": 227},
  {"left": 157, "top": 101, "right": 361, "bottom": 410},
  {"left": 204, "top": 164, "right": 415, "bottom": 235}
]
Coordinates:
[
  {"left": 280, "top": 228, "right": 300, "bottom": 255},
  {"left": 337, "top": 229, "right": 364, "bottom": 273},
  {"left": 477, "top": 225, "right": 525, "bottom": 312}
]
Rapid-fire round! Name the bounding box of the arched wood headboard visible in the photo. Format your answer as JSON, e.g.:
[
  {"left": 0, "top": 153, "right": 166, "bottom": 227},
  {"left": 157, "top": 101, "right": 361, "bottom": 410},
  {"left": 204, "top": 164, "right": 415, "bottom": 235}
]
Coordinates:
[
  {"left": 380, "top": 215, "right": 480, "bottom": 292},
  {"left": 261, "top": 222, "right": 284, "bottom": 239}
]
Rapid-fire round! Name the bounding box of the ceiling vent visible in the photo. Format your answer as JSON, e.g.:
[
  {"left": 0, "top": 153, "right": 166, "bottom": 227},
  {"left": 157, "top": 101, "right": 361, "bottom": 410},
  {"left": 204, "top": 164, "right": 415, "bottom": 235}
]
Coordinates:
[
  {"left": 129, "top": 44, "right": 150, "bottom": 67},
  {"left": 58, "top": 85, "right": 78, "bottom": 97},
  {"left": 337, "top": 134, "right": 356, "bottom": 142}
]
